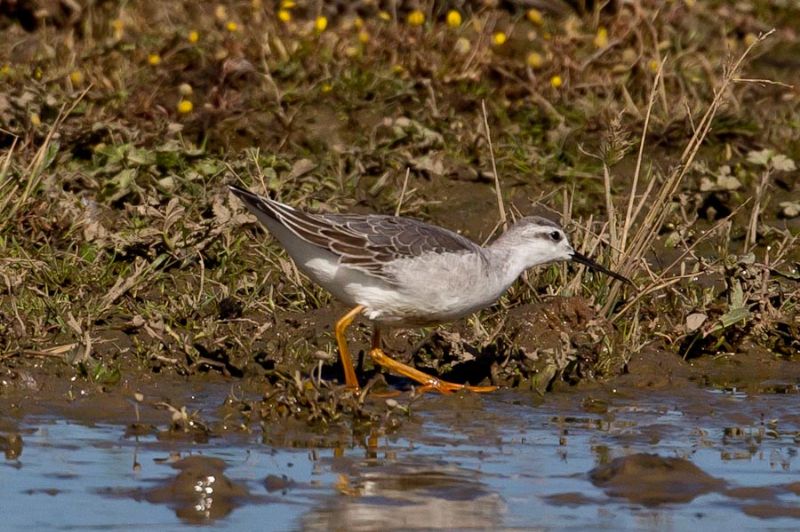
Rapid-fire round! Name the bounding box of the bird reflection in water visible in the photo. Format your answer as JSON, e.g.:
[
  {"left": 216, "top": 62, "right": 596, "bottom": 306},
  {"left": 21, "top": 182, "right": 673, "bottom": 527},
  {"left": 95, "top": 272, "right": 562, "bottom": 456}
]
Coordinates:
[{"left": 302, "top": 455, "right": 505, "bottom": 530}]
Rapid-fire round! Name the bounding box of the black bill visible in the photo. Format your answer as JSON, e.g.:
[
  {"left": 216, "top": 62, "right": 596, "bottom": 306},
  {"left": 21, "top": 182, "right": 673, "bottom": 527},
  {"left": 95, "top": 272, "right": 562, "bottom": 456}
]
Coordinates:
[{"left": 571, "top": 251, "right": 633, "bottom": 286}]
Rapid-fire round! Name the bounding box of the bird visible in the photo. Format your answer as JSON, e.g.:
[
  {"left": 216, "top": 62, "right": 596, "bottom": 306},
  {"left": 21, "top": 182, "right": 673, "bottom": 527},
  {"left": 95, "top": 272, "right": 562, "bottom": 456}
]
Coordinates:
[{"left": 228, "top": 185, "right": 631, "bottom": 394}]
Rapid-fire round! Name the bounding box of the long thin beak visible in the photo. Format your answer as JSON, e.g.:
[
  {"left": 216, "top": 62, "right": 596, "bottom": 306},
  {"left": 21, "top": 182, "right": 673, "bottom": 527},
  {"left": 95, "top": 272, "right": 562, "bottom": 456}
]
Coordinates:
[{"left": 570, "top": 251, "right": 634, "bottom": 286}]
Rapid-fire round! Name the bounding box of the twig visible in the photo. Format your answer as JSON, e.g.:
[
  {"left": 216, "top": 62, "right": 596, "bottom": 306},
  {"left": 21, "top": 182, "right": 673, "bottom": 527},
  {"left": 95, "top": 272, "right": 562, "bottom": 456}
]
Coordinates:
[
  {"left": 620, "top": 55, "right": 664, "bottom": 253},
  {"left": 733, "top": 77, "right": 794, "bottom": 89},
  {"left": 395, "top": 167, "right": 411, "bottom": 217},
  {"left": 481, "top": 100, "right": 507, "bottom": 231}
]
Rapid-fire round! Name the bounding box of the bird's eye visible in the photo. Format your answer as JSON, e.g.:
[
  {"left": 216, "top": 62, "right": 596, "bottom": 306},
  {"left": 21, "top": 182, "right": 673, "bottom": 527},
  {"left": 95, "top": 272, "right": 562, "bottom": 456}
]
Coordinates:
[{"left": 549, "top": 231, "right": 562, "bottom": 242}]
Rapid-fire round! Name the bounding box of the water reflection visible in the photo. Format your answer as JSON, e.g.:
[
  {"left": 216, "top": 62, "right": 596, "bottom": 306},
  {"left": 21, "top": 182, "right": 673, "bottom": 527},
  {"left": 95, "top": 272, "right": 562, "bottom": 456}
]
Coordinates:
[
  {"left": 302, "top": 458, "right": 504, "bottom": 531},
  {"left": 0, "top": 431, "right": 23, "bottom": 460},
  {"left": 137, "top": 455, "right": 249, "bottom": 524}
]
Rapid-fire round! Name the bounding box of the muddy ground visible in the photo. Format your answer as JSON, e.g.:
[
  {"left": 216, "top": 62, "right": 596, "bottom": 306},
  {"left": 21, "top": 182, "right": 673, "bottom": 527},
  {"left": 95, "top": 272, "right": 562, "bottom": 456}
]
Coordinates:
[{"left": 0, "top": 0, "right": 799, "bottom": 455}]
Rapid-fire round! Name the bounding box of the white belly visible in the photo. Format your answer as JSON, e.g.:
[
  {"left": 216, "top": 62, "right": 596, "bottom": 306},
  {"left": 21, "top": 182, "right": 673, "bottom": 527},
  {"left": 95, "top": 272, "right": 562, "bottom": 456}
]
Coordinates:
[
  {"left": 259, "top": 218, "right": 508, "bottom": 327},
  {"left": 353, "top": 252, "right": 507, "bottom": 326}
]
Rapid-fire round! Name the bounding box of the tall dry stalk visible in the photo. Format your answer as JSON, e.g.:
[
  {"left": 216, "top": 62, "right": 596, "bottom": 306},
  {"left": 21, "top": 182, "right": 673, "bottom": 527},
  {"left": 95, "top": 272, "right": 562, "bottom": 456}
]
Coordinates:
[
  {"left": 600, "top": 30, "right": 774, "bottom": 318},
  {"left": 481, "top": 99, "right": 507, "bottom": 232}
]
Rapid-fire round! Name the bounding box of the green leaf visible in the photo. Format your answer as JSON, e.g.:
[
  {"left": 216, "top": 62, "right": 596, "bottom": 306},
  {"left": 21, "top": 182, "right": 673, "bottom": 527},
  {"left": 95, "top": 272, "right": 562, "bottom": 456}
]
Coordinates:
[
  {"left": 771, "top": 154, "right": 796, "bottom": 172},
  {"left": 91, "top": 362, "right": 121, "bottom": 385},
  {"left": 155, "top": 149, "right": 183, "bottom": 170},
  {"left": 746, "top": 148, "right": 772, "bottom": 167},
  {"left": 96, "top": 143, "right": 132, "bottom": 166},
  {"left": 664, "top": 231, "right": 681, "bottom": 248},
  {"left": 128, "top": 148, "right": 156, "bottom": 166},
  {"left": 43, "top": 141, "right": 60, "bottom": 170},
  {"left": 531, "top": 362, "right": 558, "bottom": 395},
  {"left": 193, "top": 159, "right": 225, "bottom": 177},
  {"left": 718, "top": 279, "right": 751, "bottom": 329},
  {"left": 719, "top": 306, "right": 751, "bottom": 329},
  {"left": 103, "top": 168, "right": 138, "bottom": 202},
  {"left": 730, "top": 279, "right": 745, "bottom": 308}
]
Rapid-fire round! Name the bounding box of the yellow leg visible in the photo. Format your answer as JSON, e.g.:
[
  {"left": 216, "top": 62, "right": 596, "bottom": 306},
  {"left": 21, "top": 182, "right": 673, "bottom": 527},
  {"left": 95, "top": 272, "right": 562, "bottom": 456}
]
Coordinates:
[
  {"left": 335, "top": 305, "right": 364, "bottom": 390},
  {"left": 369, "top": 329, "right": 497, "bottom": 394}
]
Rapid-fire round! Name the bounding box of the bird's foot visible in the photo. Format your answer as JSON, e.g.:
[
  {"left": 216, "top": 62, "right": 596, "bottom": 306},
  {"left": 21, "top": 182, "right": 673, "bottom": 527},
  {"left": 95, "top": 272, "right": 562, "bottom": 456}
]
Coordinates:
[{"left": 415, "top": 379, "right": 497, "bottom": 395}]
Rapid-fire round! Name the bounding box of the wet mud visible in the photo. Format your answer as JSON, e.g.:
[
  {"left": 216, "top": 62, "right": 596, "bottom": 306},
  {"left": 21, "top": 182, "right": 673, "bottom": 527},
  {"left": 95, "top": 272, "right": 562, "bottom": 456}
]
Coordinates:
[
  {"left": 3, "top": 344, "right": 800, "bottom": 528},
  {"left": 589, "top": 453, "right": 726, "bottom": 505}
]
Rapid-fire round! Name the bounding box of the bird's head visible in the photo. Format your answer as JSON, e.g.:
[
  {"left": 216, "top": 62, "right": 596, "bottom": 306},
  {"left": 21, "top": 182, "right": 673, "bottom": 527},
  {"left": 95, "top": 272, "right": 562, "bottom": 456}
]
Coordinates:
[{"left": 495, "top": 217, "right": 631, "bottom": 285}]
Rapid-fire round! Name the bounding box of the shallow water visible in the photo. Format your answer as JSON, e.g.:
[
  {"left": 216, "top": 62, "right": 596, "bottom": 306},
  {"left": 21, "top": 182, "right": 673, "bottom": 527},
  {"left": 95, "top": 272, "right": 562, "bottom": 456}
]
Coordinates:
[{"left": 2, "top": 385, "right": 799, "bottom": 530}]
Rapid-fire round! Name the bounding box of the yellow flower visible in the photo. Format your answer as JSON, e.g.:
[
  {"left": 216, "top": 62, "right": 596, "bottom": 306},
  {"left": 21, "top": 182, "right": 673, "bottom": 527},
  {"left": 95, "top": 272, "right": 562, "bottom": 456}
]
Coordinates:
[
  {"left": 358, "top": 30, "right": 370, "bottom": 44},
  {"left": 33, "top": 66, "right": 42, "bottom": 79},
  {"left": 214, "top": 5, "right": 227, "bottom": 21},
  {"left": 315, "top": 16, "right": 328, "bottom": 32},
  {"left": 111, "top": 18, "right": 124, "bottom": 39},
  {"left": 378, "top": 11, "right": 391, "bottom": 21},
  {"left": 647, "top": 58, "right": 659, "bottom": 73},
  {"left": 226, "top": 21, "right": 239, "bottom": 32},
  {"left": 278, "top": 9, "right": 291, "bottom": 23},
  {"left": 743, "top": 33, "right": 758, "bottom": 47},
  {"left": 593, "top": 27, "right": 608, "bottom": 48},
  {"left": 280, "top": 0, "right": 295, "bottom": 8},
  {"left": 391, "top": 64, "right": 405, "bottom": 75},
  {"left": 353, "top": 17, "right": 363, "bottom": 29},
  {"left": 492, "top": 32, "right": 507, "bottom": 46},
  {"left": 179, "top": 83, "right": 193, "bottom": 96},
  {"left": 0, "top": 64, "right": 10, "bottom": 76},
  {"left": 69, "top": 70, "right": 83, "bottom": 85},
  {"left": 526, "top": 52, "right": 544, "bottom": 68},
  {"left": 177, "top": 100, "right": 193, "bottom": 114},
  {"left": 188, "top": 30, "right": 199, "bottom": 43},
  {"left": 148, "top": 53, "right": 161, "bottom": 66},
  {"left": 407, "top": 10, "right": 425, "bottom": 26},
  {"left": 446, "top": 10, "right": 462, "bottom": 27},
  {"left": 550, "top": 75, "right": 563, "bottom": 88},
  {"left": 527, "top": 9, "right": 543, "bottom": 25},
  {"left": 30, "top": 112, "right": 41, "bottom": 126},
  {"left": 321, "top": 82, "right": 332, "bottom": 93}
]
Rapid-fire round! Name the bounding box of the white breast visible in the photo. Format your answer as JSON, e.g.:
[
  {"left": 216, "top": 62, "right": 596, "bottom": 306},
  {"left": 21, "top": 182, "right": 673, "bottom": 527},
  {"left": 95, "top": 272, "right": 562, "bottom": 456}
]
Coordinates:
[
  {"left": 256, "top": 217, "right": 509, "bottom": 327},
  {"left": 361, "top": 251, "right": 507, "bottom": 326}
]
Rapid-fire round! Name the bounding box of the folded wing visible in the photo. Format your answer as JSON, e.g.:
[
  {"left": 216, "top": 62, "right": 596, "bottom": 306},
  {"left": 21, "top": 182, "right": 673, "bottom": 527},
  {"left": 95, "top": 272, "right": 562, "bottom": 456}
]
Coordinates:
[{"left": 229, "top": 185, "right": 481, "bottom": 283}]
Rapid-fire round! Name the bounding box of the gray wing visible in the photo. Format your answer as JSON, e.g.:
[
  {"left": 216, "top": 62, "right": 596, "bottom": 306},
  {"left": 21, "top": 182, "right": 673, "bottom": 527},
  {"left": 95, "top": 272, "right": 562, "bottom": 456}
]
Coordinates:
[
  {"left": 316, "top": 212, "right": 482, "bottom": 279},
  {"left": 229, "top": 185, "right": 481, "bottom": 283}
]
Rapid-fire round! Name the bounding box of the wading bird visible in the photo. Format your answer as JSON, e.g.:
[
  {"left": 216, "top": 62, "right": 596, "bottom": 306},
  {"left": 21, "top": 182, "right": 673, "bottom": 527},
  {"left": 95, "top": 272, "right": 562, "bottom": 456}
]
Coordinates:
[{"left": 230, "top": 185, "right": 630, "bottom": 393}]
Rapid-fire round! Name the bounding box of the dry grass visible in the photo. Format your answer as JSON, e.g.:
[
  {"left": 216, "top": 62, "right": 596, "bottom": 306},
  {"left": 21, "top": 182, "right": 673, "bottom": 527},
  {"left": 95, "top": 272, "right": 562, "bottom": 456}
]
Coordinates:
[
  {"left": 0, "top": 1, "right": 798, "bottom": 393},
  {"left": 601, "top": 31, "right": 775, "bottom": 316}
]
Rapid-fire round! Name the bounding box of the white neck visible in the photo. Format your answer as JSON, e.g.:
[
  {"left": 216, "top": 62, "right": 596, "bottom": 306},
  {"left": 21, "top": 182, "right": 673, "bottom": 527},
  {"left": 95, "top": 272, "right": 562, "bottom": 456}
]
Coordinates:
[{"left": 482, "top": 244, "right": 533, "bottom": 295}]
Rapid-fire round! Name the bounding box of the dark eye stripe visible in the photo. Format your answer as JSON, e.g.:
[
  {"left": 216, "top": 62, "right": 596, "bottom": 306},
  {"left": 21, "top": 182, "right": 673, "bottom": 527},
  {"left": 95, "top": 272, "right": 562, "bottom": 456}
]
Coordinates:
[{"left": 535, "top": 230, "right": 562, "bottom": 241}]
